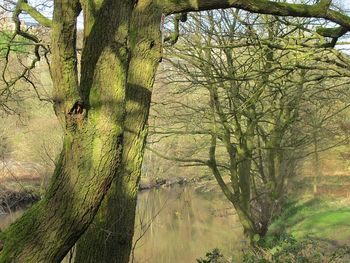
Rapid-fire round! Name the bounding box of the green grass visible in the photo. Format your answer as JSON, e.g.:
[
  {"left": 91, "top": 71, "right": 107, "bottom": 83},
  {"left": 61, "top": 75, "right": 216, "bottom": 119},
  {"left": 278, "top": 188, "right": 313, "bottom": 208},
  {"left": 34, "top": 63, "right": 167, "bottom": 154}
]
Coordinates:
[
  {"left": 291, "top": 209, "right": 350, "bottom": 243},
  {"left": 269, "top": 198, "right": 350, "bottom": 245}
]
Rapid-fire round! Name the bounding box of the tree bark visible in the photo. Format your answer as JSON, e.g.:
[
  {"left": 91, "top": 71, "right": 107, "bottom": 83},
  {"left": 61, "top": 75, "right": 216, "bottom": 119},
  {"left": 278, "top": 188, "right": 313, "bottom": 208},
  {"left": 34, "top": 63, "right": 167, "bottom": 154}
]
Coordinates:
[
  {"left": 0, "top": 0, "right": 132, "bottom": 262},
  {"left": 74, "top": 1, "right": 162, "bottom": 262}
]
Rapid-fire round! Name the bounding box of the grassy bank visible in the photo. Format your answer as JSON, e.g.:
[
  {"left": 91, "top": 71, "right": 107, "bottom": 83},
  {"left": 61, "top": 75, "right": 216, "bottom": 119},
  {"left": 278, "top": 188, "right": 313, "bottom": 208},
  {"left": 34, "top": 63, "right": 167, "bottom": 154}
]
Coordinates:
[
  {"left": 270, "top": 197, "right": 350, "bottom": 243},
  {"left": 243, "top": 197, "right": 350, "bottom": 262}
]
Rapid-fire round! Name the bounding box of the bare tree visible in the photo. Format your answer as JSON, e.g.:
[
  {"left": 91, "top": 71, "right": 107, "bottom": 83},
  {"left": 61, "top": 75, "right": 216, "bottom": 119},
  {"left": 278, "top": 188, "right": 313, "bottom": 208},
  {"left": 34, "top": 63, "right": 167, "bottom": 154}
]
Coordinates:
[{"left": 149, "top": 9, "right": 350, "bottom": 241}]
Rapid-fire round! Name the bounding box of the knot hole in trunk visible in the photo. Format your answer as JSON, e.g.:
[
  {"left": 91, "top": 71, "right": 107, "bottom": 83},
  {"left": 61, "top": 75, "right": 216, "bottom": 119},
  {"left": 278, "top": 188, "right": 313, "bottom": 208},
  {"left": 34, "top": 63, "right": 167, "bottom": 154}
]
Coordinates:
[{"left": 69, "top": 101, "right": 85, "bottom": 115}]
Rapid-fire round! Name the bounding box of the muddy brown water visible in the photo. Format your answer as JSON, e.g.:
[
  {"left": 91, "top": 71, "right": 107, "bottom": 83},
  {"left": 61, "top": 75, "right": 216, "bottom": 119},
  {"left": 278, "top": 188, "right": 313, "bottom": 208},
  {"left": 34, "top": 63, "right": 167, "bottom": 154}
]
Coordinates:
[{"left": 0, "top": 186, "right": 245, "bottom": 262}]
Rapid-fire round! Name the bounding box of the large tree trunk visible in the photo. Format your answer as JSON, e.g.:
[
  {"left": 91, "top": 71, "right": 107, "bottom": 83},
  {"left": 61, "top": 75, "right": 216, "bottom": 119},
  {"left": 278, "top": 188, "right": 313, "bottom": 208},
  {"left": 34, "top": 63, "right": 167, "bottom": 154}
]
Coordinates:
[
  {"left": 74, "top": 2, "right": 162, "bottom": 262},
  {"left": 0, "top": 0, "right": 132, "bottom": 262}
]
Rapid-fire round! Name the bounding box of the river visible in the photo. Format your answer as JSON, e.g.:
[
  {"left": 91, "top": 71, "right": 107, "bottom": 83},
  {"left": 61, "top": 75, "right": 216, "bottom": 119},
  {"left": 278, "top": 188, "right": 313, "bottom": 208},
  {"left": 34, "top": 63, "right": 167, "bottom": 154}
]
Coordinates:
[{"left": 0, "top": 185, "right": 245, "bottom": 262}]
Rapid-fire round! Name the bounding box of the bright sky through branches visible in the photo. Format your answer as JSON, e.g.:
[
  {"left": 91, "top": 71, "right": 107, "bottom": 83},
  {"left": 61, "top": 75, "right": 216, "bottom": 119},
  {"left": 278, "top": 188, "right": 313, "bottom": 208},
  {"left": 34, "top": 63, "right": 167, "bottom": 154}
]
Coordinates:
[
  {"left": 343, "top": 0, "right": 350, "bottom": 8},
  {"left": 2, "top": 0, "right": 348, "bottom": 28},
  {"left": 3, "top": 0, "right": 350, "bottom": 41}
]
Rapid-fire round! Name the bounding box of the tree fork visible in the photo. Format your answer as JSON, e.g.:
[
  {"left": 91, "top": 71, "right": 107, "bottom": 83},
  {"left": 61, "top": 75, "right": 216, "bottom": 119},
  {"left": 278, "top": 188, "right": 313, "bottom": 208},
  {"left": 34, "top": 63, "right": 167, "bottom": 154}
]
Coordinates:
[{"left": 0, "top": 0, "right": 132, "bottom": 261}]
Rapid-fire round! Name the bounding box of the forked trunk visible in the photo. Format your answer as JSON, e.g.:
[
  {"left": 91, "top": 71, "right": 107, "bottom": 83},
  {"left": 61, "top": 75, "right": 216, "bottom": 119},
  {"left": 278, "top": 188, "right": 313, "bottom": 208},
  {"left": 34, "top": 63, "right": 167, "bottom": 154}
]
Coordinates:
[{"left": 0, "top": 0, "right": 132, "bottom": 262}]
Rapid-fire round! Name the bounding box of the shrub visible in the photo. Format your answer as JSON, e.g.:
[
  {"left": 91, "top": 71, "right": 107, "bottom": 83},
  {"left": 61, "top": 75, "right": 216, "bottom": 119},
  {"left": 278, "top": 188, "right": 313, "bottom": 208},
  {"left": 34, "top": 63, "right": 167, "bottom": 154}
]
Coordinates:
[
  {"left": 197, "top": 248, "right": 230, "bottom": 263},
  {"left": 243, "top": 235, "right": 350, "bottom": 263}
]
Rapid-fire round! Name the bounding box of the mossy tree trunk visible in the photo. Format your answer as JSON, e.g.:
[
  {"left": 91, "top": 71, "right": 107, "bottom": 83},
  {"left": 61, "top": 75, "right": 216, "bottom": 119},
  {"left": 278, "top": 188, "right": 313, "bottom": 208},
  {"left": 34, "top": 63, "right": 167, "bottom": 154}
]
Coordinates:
[
  {"left": 0, "top": 0, "right": 132, "bottom": 262},
  {"left": 74, "top": 2, "right": 162, "bottom": 263}
]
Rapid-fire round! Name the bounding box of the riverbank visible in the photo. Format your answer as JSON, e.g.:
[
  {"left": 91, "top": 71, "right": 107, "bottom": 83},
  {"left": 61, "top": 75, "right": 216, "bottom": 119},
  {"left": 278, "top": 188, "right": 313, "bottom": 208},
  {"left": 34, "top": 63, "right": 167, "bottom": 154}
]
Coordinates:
[
  {"left": 3, "top": 174, "right": 350, "bottom": 213},
  {"left": 270, "top": 196, "right": 350, "bottom": 245},
  {"left": 0, "top": 186, "right": 40, "bottom": 214},
  {"left": 0, "top": 175, "right": 207, "bottom": 213},
  {"left": 139, "top": 176, "right": 192, "bottom": 190},
  {"left": 243, "top": 196, "right": 350, "bottom": 262}
]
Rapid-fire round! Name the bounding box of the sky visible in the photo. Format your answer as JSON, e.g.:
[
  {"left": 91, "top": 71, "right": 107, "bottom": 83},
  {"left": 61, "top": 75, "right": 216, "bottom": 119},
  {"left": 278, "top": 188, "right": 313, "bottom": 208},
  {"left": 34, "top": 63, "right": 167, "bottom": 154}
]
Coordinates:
[
  {"left": 3, "top": 0, "right": 350, "bottom": 30},
  {"left": 1, "top": 1, "right": 347, "bottom": 18},
  {"left": 341, "top": 0, "right": 350, "bottom": 9}
]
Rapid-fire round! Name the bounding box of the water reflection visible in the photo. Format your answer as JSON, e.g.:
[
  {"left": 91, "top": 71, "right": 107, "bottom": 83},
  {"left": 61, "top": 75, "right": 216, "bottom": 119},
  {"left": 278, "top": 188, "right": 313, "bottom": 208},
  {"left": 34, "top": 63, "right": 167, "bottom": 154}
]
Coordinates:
[
  {"left": 0, "top": 186, "right": 245, "bottom": 262},
  {"left": 132, "top": 186, "right": 244, "bottom": 263}
]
